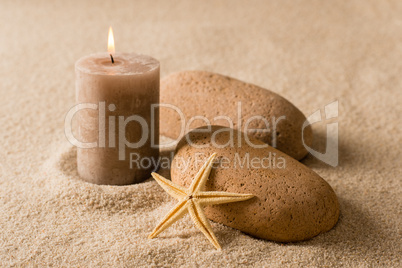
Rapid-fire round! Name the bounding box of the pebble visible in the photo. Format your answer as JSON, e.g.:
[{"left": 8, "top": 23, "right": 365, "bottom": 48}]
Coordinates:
[
  {"left": 161, "top": 71, "right": 312, "bottom": 160},
  {"left": 171, "top": 126, "right": 339, "bottom": 242}
]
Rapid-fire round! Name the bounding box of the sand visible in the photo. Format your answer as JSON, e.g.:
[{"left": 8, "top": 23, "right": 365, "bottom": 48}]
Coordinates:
[{"left": 0, "top": 0, "right": 401, "bottom": 266}]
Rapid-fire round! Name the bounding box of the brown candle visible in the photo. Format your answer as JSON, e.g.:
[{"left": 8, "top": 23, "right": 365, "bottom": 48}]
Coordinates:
[{"left": 75, "top": 52, "right": 160, "bottom": 185}]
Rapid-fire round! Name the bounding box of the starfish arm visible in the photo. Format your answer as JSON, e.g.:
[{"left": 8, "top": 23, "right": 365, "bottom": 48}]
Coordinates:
[
  {"left": 188, "top": 200, "right": 222, "bottom": 250},
  {"left": 189, "top": 153, "right": 217, "bottom": 193},
  {"left": 151, "top": 172, "right": 187, "bottom": 200},
  {"left": 148, "top": 199, "right": 188, "bottom": 239},
  {"left": 195, "top": 191, "right": 254, "bottom": 206}
]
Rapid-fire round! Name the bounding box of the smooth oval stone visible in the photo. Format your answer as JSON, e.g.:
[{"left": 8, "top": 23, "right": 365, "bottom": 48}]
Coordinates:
[
  {"left": 161, "top": 71, "right": 312, "bottom": 160},
  {"left": 171, "top": 126, "right": 339, "bottom": 242}
]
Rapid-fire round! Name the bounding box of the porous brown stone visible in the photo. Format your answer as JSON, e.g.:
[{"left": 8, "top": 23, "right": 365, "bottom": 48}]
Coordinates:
[
  {"left": 161, "top": 71, "right": 312, "bottom": 160},
  {"left": 171, "top": 126, "right": 339, "bottom": 242}
]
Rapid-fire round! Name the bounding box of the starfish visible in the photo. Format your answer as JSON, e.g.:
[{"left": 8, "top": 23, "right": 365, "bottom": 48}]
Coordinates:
[{"left": 148, "top": 153, "right": 254, "bottom": 250}]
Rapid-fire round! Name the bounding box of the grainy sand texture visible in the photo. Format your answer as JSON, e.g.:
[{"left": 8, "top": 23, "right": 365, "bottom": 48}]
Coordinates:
[{"left": 0, "top": 0, "right": 401, "bottom": 266}]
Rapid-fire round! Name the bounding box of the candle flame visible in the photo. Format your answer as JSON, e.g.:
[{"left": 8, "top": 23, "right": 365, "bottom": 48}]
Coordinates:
[{"left": 108, "top": 27, "right": 115, "bottom": 54}]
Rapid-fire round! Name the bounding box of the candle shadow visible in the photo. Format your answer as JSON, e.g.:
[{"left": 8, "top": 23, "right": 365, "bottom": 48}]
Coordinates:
[
  {"left": 156, "top": 135, "right": 178, "bottom": 179},
  {"left": 156, "top": 148, "right": 175, "bottom": 180}
]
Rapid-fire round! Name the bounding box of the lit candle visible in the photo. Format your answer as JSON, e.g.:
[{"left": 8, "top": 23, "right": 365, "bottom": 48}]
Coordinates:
[{"left": 75, "top": 27, "right": 160, "bottom": 185}]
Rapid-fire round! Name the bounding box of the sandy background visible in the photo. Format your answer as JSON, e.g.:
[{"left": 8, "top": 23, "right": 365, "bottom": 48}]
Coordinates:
[{"left": 0, "top": 0, "right": 401, "bottom": 266}]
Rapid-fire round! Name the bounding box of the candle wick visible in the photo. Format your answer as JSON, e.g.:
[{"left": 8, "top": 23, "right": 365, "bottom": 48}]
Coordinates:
[{"left": 110, "top": 54, "right": 114, "bottom": 64}]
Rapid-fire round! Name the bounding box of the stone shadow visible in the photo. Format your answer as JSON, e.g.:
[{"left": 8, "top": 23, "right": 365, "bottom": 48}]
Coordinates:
[
  {"left": 293, "top": 196, "right": 390, "bottom": 263},
  {"left": 301, "top": 128, "right": 359, "bottom": 170}
]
